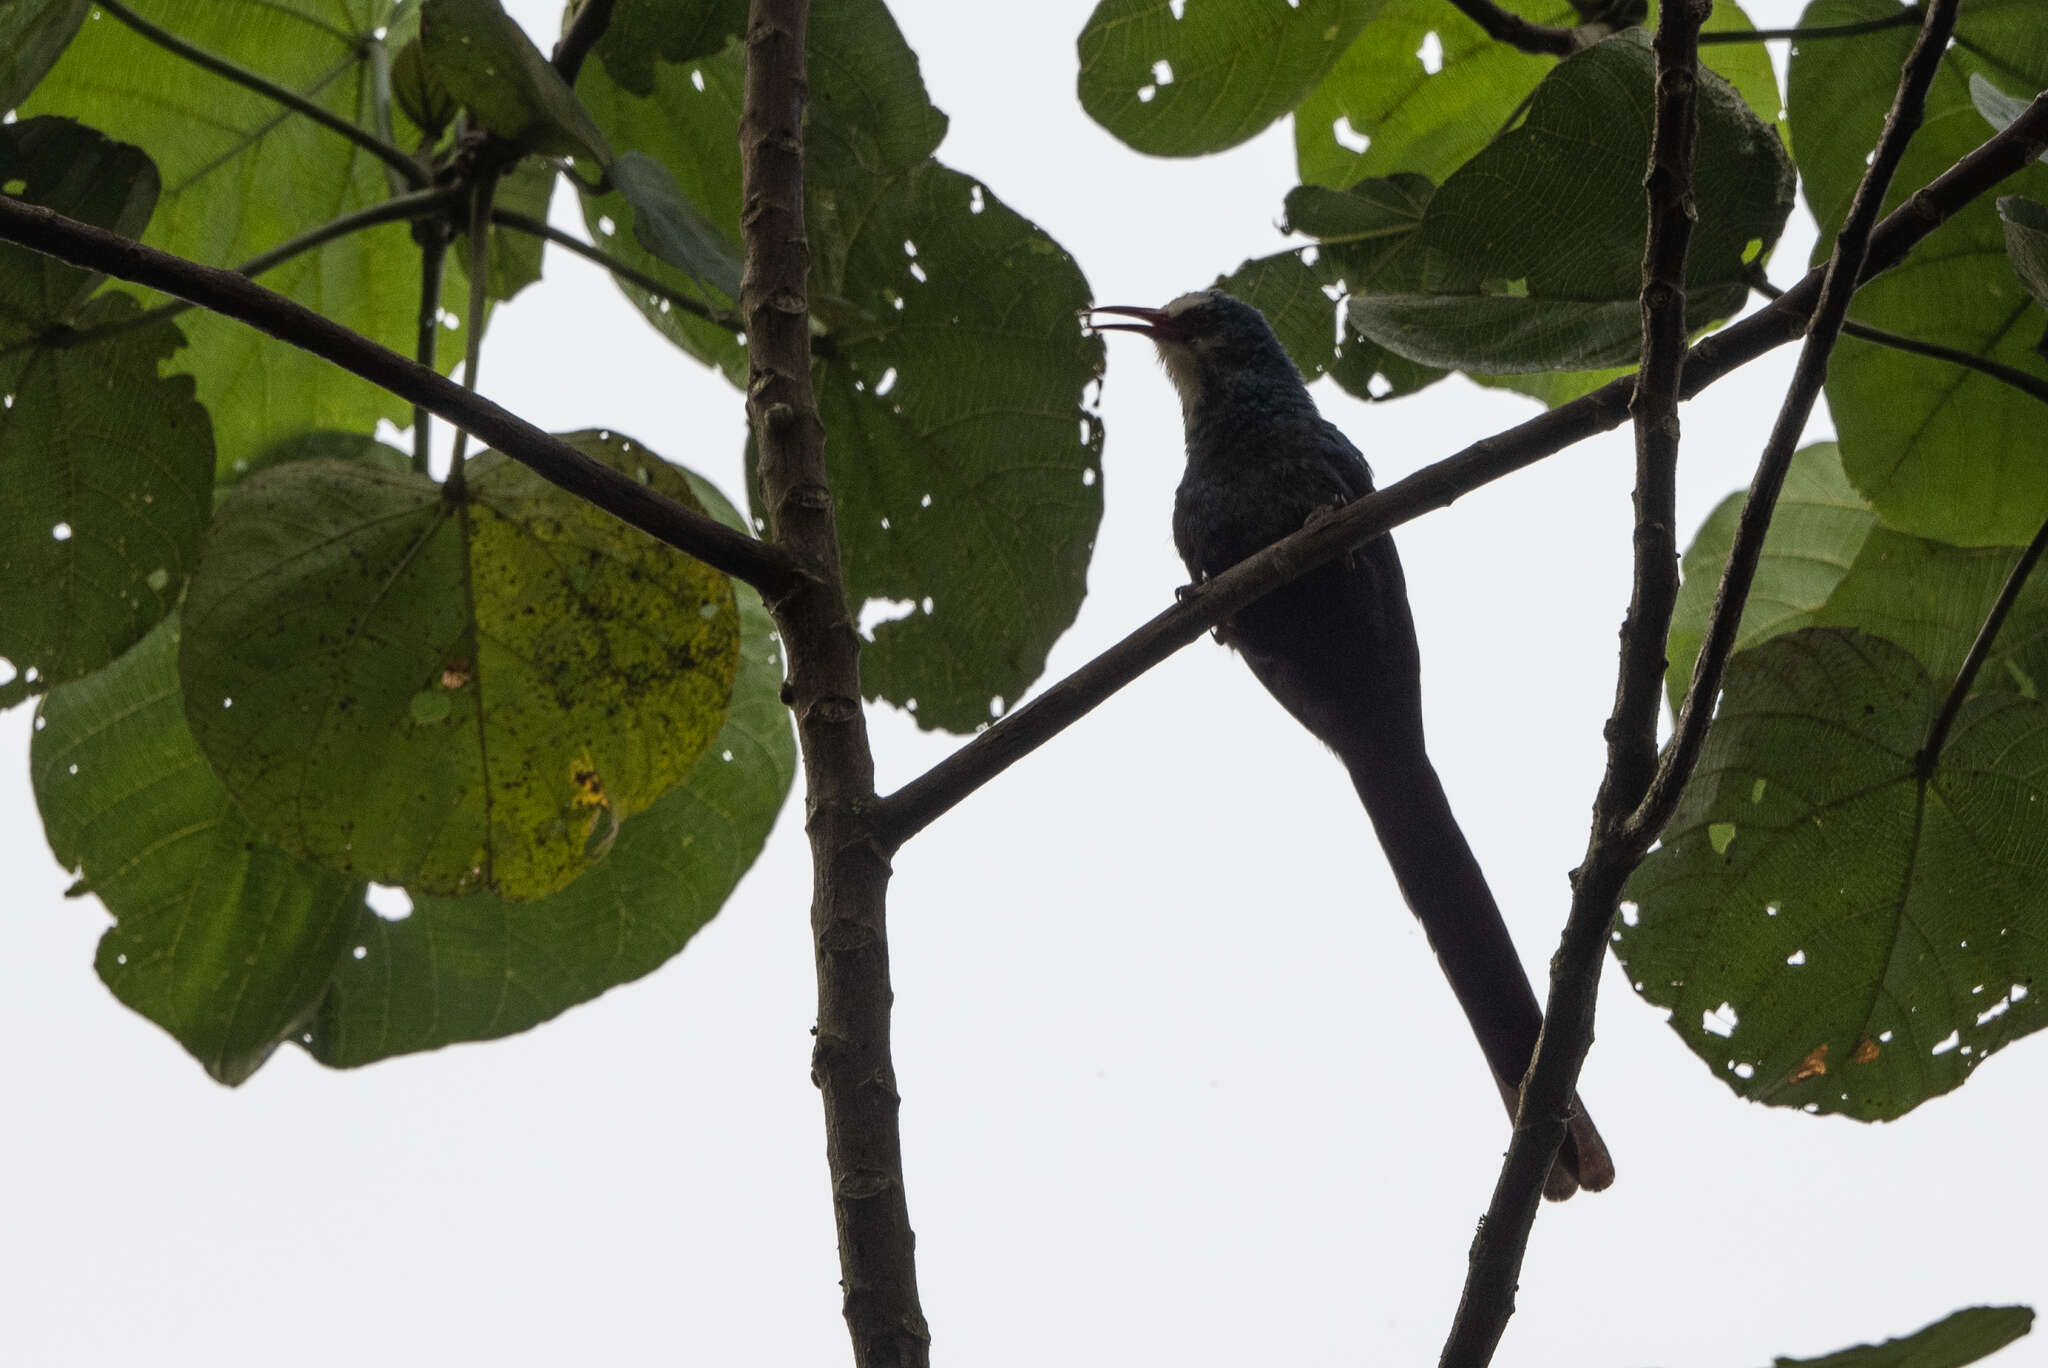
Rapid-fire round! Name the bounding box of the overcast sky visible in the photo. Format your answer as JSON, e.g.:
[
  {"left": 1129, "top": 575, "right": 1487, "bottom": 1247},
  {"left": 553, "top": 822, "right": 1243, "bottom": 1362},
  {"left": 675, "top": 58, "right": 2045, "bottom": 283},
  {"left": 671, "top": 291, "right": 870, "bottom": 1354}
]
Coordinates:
[{"left": 4, "top": 2, "right": 2042, "bottom": 1365}]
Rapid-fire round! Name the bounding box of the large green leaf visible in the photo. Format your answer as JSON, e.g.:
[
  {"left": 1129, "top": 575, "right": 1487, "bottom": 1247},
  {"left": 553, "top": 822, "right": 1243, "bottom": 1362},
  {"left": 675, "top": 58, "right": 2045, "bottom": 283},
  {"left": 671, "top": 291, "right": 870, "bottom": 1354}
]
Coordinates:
[
  {"left": 1293, "top": 0, "right": 1779, "bottom": 190},
  {"left": 0, "top": 295, "right": 214, "bottom": 708},
  {"left": 1077, "top": 0, "right": 1381, "bottom": 157},
  {"left": 0, "top": 0, "right": 89, "bottom": 109},
  {"left": 422, "top": 0, "right": 611, "bottom": 162},
  {"left": 1344, "top": 32, "right": 1793, "bottom": 374},
  {"left": 1774, "top": 1306, "right": 2034, "bottom": 1368},
  {"left": 305, "top": 441, "right": 796, "bottom": 1065},
  {"left": 1790, "top": 0, "right": 2048, "bottom": 545},
  {"left": 1620, "top": 628, "right": 2048, "bottom": 1120},
  {"left": 21, "top": 0, "right": 471, "bottom": 469},
  {"left": 179, "top": 441, "right": 739, "bottom": 899},
  {"left": 32, "top": 614, "right": 364, "bottom": 1085},
  {"left": 1665, "top": 443, "right": 1877, "bottom": 711},
  {"left": 0, "top": 117, "right": 158, "bottom": 333}
]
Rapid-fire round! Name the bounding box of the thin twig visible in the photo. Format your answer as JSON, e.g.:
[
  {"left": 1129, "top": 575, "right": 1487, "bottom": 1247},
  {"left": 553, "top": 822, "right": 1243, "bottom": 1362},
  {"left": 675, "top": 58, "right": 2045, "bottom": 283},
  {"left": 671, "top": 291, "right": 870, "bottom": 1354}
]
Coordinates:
[
  {"left": 1698, "top": 8, "right": 1924, "bottom": 43},
  {"left": 94, "top": 0, "right": 425, "bottom": 186},
  {"left": 489, "top": 209, "right": 743, "bottom": 332},
  {"left": 871, "top": 88, "right": 2048, "bottom": 851},
  {"left": 0, "top": 194, "right": 799, "bottom": 594},
  {"left": 1442, "top": 0, "right": 1579, "bottom": 56},
  {"left": 1633, "top": 0, "right": 1965, "bottom": 844},
  {"left": 552, "top": 0, "right": 619, "bottom": 85},
  {"left": 413, "top": 228, "right": 449, "bottom": 475},
  {"left": 1750, "top": 274, "right": 2048, "bottom": 405},
  {"left": 447, "top": 169, "right": 499, "bottom": 483},
  {"left": 1438, "top": 4, "right": 1708, "bottom": 1362},
  {"left": 1919, "top": 514, "right": 2048, "bottom": 774},
  {"left": 737, "top": 2, "right": 928, "bottom": 1364}
]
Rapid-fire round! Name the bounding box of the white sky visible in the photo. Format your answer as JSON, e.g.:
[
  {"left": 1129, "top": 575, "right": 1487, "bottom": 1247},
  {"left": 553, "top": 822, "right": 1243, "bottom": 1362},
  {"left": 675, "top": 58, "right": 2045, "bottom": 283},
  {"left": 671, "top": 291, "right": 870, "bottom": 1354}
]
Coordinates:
[{"left": 4, "top": 2, "right": 2042, "bottom": 1365}]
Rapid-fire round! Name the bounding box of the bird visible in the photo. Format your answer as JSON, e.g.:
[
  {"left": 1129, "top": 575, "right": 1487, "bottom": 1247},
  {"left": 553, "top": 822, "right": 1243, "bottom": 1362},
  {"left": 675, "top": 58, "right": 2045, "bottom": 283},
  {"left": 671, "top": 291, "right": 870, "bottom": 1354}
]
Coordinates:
[{"left": 1085, "top": 290, "right": 1613, "bottom": 1200}]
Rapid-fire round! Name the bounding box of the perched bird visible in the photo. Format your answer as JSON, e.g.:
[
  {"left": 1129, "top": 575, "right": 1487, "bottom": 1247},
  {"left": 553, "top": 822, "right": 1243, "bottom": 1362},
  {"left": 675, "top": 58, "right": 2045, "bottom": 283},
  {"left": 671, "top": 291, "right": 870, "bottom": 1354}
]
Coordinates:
[{"left": 1086, "top": 290, "right": 1613, "bottom": 1200}]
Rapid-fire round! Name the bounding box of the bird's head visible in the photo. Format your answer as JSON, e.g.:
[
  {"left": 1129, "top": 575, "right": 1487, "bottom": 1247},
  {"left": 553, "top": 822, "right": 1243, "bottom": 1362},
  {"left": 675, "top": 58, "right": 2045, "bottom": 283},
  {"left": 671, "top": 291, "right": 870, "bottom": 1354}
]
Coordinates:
[{"left": 1083, "top": 290, "right": 1306, "bottom": 423}]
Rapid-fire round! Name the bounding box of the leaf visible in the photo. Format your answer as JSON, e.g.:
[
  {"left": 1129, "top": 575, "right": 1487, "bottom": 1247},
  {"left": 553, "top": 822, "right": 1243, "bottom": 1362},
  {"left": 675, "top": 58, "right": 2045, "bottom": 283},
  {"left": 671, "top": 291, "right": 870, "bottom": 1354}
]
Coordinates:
[
  {"left": 1997, "top": 195, "right": 2048, "bottom": 309},
  {"left": 1968, "top": 72, "right": 2045, "bottom": 162},
  {"left": 1620, "top": 628, "right": 2048, "bottom": 1120},
  {"left": 179, "top": 441, "right": 739, "bottom": 899},
  {"left": 1772, "top": 1305, "right": 2034, "bottom": 1368},
  {"left": 32, "top": 614, "right": 363, "bottom": 1085},
  {"left": 1665, "top": 443, "right": 1877, "bottom": 710},
  {"left": 0, "top": 294, "right": 214, "bottom": 708},
  {"left": 808, "top": 162, "right": 1105, "bottom": 732},
  {"left": 610, "top": 149, "right": 741, "bottom": 302},
  {"left": 587, "top": 0, "right": 747, "bottom": 97},
  {"left": 1293, "top": 0, "right": 1780, "bottom": 190},
  {"left": 0, "top": 117, "right": 158, "bottom": 332},
  {"left": 1345, "top": 32, "right": 1793, "bottom": 374},
  {"left": 1077, "top": 0, "right": 1381, "bottom": 158},
  {"left": 22, "top": 0, "right": 471, "bottom": 469},
  {"left": 420, "top": 0, "right": 612, "bottom": 163},
  {"left": 1790, "top": 0, "right": 2048, "bottom": 545},
  {"left": 391, "top": 36, "right": 456, "bottom": 141},
  {"left": 0, "top": 0, "right": 89, "bottom": 110},
  {"left": 304, "top": 443, "right": 796, "bottom": 1065}
]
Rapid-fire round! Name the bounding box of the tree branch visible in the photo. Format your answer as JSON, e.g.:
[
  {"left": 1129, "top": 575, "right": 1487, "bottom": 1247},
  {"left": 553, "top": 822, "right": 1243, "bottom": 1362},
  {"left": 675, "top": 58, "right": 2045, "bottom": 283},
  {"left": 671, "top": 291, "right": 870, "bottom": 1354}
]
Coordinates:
[
  {"left": 0, "top": 195, "right": 800, "bottom": 595},
  {"left": 1698, "top": 8, "right": 1925, "bottom": 43},
  {"left": 870, "top": 86, "right": 2048, "bottom": 852},
  {"left": 412, "top": 225, "right": 450, "bottom": 475},
  {"left": 1438, "top": 4, "right": 1709, "bottom": 1361},
  {"left": 552, "top": 0, "right": 619, "bottom": 85},
  {"left": 1634, "top": 0, "right": 1965, "bottom": 845},
  {"left": 489, "top": 209, "right": 744, "bottom": 332},
  {"left": 1442, "top": 0, "right": 1580, "bottom": 56},
  {"left": 94, "top": 0, "right": 425, "bottom": 187},
  {"left": 736, "top": 2, "right": 928, "bottom": 1364}
]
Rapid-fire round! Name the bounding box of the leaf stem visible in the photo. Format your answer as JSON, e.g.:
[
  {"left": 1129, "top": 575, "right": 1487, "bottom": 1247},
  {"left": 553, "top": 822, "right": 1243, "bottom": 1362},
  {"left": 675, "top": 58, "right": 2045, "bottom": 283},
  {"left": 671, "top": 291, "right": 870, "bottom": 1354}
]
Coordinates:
[
  {"left": 1442, "top": 0, "right": 1580, "bottom": 56},
  {"left": 1919, "top": 515, "right": 2048, "bottom": 775},
  {"left": 414, "top": 228, "right": 450, "bottom": 476},
  {"left": 446, "top": 168, "right": 498, "bottom": 488},
  {"left": 93, "top": 0, "right": 426, "bottom": 186},
  {"left": 1698, "top": 9, "right": 1924, "bottom": 43},
  {"left": 0, "top": 194, "right": 801, "bottom": 594},
  {"left": 488, "top": 209, "right": 743, "bottom": 332},
  {"left": 552, "top": 0, "right": 619, "bottom": 85},
  {"left": 1634, "top": 0, "right": 1966, "bottom": 845}
]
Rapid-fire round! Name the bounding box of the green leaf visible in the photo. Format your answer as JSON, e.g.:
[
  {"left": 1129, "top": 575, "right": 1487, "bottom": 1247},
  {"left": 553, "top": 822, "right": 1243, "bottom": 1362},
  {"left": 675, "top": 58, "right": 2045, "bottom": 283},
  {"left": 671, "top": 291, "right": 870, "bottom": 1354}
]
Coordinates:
[
  {"left": 1293, "top": 1, "right": 1780, "bottom": 190},
  {"left": 0, "top": 117, "right": 158, "bottom": 332},
  {"left": 179, "top": 441, "right": 739, "bottom": 899},
  {"left": 391, "top": 35, "right": 455, "bottom": 142},
  {"left": 1620, "top": 628, "right": 2048, "bottom": 1120},
  {"left": 420, "top": 0, "right": 611, "bottom": 163},
  {"left": 0, "top": 0, "right": 90, "bottom": 116},
  {"left": 1773, "top": 1306, "right": 2034, "bottom": 1368},
  {"left": 22, "top": 0, "right": 471, "bottom": 469},
  {"left": 1345, "top": 33, "right": 1793, "bottom": 373},
  {"left": 0, "top": 294, "right": 214, "bottom": 708},
  {"left": 32, "top": 614, "right": 363, "bottom": 1085},
  {"left": 1997, "top": 195, "right": 2048, "bottom": 309},
  {"left": 1791, "top": 0, "right": 2048, "bottom": 545},
  {"left": 1077, "top": 0, "right": 1381, "bottom": 157},
  {"left": 304, "top": 442, "right": 796, "bottom": 1065},
  {"left": 586, "top": 0, "right": 746, "bottom": 98},
  {"left": 1665, "top": 443, "right": 1877, "bottom": 710},
  {"left": 1968, "top": 72, "right": 2044, "bottom": 160},
  {"left": 610, "top": 148, "right": 741, "bottom": 302}
]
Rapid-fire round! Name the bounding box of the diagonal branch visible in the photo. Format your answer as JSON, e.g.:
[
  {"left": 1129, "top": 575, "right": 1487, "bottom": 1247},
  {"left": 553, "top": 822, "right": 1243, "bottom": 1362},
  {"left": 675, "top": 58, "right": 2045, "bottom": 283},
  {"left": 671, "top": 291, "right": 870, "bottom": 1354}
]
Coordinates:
[
  {"left": 95, "top": 0, "right": 425, "bottom": 186},
  {"left": 736, "top": 2, "right": 929, "bottom": 1365},
  {"left": 1698, "top": 7, "right": 1925, "bottom": 43},
  {"left": 489, "top": 209, "right": 744, "bottom": 332},
  {"left": 1442, "top": 0, "right": 1580, "bottom": 56},
  {"left": 0, "top": 195, "right": 800, "bottom": 596},
  {"left": 871, "top": 87, "right": 2048, "bottom": 852}
]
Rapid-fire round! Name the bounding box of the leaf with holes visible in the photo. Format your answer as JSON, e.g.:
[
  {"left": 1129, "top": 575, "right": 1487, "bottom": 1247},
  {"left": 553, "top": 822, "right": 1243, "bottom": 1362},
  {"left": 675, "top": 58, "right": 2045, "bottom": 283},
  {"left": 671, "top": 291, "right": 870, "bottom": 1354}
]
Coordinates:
[
  {"left": 21, "top": 0, "right": 474, "bottom": 470},
  {"left": 808, "top": 162, "right": 1105, "bottom": 733},
  {"left": 305, "top": 443, "right": 795, "bottom": 1065},
  {"left": 1791, "top": 0, "right": 2048, "bottom": 545},
  {"left": 1077, "top": 0, "right": 1380, "bottom": 158},
  {"left": 0, "top": 0, "right": 89, "bottom": 109},
  {"left": 1293, "top": 0, "right": 1779, "bottom": 190},
  {"left": 32, "top": 614, "right": 364, "bottom": 1084},
  {"left": 1620, "top": 628, "right": 2048, "bottom": 1120},
  {"left": 0, "top": 294, "right": 214, "bottom": 708},
  {"left": 179, "top": 440, "right": 738, "bottom": 899},
  {"left": 1344, "top": 32, "right": 1792, "bottom": 374},
  {"left": 1774, "top": 1305, "right": 2034, "bottom": 1368},
  {"left": 421, "top": 0, "right": 611, "bottom": 162},
  {"left": 1665, "top": 443, "right": 1877, "bottom": 711}
]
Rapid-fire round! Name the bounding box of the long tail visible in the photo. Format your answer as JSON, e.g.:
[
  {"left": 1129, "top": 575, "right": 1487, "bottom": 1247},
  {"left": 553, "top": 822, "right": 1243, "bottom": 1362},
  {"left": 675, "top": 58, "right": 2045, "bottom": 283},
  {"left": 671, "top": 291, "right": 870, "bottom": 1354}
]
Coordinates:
[{"left": 1341, "top": 723, "right": 1615, "bottom": 1200}]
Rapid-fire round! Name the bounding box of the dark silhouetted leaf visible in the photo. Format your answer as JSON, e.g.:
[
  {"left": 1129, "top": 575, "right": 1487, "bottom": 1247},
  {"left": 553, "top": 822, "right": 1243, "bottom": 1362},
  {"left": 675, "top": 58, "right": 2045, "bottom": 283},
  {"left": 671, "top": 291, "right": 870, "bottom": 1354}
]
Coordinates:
[
  {"left": 0, "top": 0, "right": 89, "bottom": 110},
  {"left": 1772, "top": 1305, "right": 2033, "bottom": 1368},
  {"left": 611, "top": 149, "right": 740, "bottom": 301},
  {"left": 0, "top": 116, "right": 157, "bottom": 332}
]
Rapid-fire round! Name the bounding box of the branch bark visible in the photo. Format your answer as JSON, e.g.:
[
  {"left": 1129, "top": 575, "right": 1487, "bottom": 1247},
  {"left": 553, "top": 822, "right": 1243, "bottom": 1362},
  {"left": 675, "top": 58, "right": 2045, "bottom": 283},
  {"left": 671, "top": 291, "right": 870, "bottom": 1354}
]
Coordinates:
[
  {"left": 1437, "top": 3, "right": 1709, "bottom": 1362},
  {"left": 735, "top": 2, "right": 928, "bottom": 1364},
  {"left": 0, "top": 195, "right": 799, "bottom": 595},
  {"left": 872, "top": 89, "right": 2048, "bottom": 851}
]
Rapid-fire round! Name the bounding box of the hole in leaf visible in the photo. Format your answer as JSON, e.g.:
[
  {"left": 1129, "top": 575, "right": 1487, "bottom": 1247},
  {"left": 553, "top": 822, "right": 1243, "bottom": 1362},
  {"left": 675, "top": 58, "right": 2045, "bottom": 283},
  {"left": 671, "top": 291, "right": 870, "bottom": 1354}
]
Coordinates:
[
  {"left": 857, "top": 597, "right": 916, "bottom": 640},
  {"left": 1702, "top": 1002, "right": 1739, "bottom": 1038},
  {"left": 50, "top": 522, "right": 71, "bottom": 541},
  {"left": 1332, "top": 116, "right": 1371, "bottom": 155},
  {"left": 1416, "top": 31, "right": 1443, "bottom": 74},
  {"left": 367, "top": 884, "right": 413, "bottom": 921}
]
